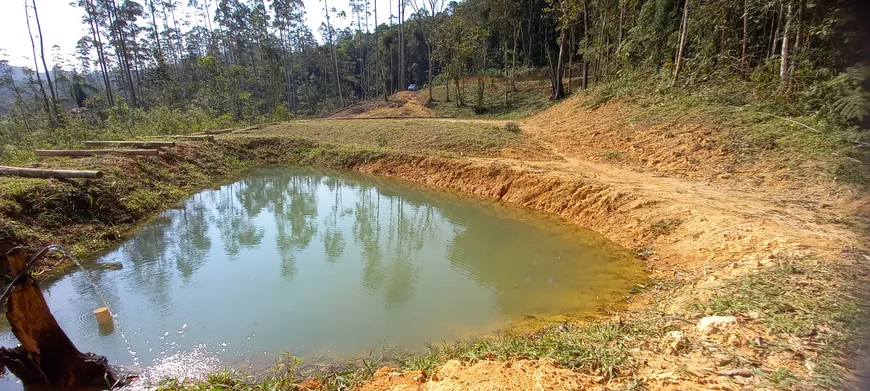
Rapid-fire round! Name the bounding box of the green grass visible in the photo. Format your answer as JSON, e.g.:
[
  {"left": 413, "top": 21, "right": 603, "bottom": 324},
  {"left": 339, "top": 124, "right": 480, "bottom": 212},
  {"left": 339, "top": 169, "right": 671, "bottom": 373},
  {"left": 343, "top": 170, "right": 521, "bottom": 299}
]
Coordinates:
[
  {"left": 152, "top": 318, "right": 654, "bottom": 391},
  {"left": 425, "top": 79, "right": 556, "bottom": 119},
  {"left": 504, "top": 122, "right": 521, "bottom": 133},
  {"left": 579, "top": 70, "right": 870, "bottom": 187},
  {"left": 692, "top": 254, "right": 868, "bottom": 389},
  {"left": 244, "top": 118, "right": 530, "bottom": 157}
]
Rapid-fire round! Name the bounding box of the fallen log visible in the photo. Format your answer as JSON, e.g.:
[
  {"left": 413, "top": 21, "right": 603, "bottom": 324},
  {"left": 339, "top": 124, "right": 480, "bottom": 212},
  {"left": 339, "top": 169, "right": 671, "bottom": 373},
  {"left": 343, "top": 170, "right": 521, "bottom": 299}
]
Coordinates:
[
  {"left": 0, "top": 248, "right": 122, "bottom": 388},
  {"left": 85, "top": 141, "right": 175, "bottom": 148},
  {"left": 142, "top": 135, "right": 215, "bottom": 141},
  {"left": 34, "top": 149, "right": 159, "bottom": 157},
  {"left": 167, "top": 135, "right": 215, "bottom": 141},
  {"left": 204, "top": 128, "right": 234, "bottom": 135},
  {"left": 0, "top": 166, "right": 103, "bottom": 179}
]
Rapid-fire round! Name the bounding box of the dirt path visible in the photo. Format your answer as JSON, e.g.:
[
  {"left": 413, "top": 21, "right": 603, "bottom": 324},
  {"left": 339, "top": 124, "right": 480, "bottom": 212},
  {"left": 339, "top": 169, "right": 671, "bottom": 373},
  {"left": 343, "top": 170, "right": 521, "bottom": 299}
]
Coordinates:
[
  {"left": 351, "top": 105, "right": 867, "bottom": 390},
  {"left": 330, "top": 91, "right": 437, "bottom": 118},
  {"left": 521, "top": 120, "right": 856, "bottom": 256}
]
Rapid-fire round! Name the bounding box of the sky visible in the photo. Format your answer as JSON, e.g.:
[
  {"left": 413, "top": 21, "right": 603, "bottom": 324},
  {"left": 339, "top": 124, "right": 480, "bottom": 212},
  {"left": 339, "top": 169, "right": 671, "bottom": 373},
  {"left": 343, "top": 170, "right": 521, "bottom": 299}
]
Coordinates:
[{"left": 0, "top": 0, "right": 409, "bottom": 68}]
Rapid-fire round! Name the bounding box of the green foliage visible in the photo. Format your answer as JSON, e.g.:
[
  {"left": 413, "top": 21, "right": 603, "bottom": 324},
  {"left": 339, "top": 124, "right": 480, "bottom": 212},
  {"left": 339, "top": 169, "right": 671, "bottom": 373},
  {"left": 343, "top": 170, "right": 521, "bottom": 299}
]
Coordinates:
[
  {"left": 806, "top": 66, "right": 870, "bottom": 126},
  {"left": 692, "top": 256, "right": 868, "bottom": 389},
  {"left": 400, "top": 319, "right": 652, "bottom": 379},
  {"left": 764, "top": 368, "right": 799, "bottom": 389},
  {"left": 0, "top": 104, "right": 254, "bottom": 164},
  {"left": 271, "top": 105, "right": 293, "bottom": 122}
]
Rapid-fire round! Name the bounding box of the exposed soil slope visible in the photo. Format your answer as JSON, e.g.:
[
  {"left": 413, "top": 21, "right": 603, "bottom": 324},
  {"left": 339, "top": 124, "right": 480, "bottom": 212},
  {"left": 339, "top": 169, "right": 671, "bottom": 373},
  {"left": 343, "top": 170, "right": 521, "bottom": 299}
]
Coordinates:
[
  {"left": 330, "top": 91, "right": 436, "bottom": 118},
  {"left": 349, "top": 100, "right": 868, "bottom": 390},
  {"left": 359, "top": 359, "right": 606, "bottom": 391}
]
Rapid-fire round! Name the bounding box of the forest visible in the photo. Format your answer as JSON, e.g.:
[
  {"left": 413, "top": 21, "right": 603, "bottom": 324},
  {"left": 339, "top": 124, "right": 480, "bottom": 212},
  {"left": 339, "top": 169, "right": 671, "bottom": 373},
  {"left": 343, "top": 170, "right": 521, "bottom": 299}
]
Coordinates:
[{"left": 0, "top": 0, "right": 868, "bottom": 162}]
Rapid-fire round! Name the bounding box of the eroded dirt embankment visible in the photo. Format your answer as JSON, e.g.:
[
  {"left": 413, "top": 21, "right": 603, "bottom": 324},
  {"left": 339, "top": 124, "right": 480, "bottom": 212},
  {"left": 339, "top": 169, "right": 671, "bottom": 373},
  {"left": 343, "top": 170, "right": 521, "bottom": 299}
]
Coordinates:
[{"left": 354, "top": 153, "right": 858, "bottom": 272}]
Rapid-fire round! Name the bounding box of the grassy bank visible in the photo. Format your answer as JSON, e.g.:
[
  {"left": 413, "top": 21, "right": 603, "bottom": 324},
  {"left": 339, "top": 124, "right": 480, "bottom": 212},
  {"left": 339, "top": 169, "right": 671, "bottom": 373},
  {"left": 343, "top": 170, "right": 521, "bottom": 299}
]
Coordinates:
[
  {"left": 424, "top": 79, "right": 558, "bottom": 120},
  {"left": 558, "top": 71, "right": 870, "bottom": 187}
]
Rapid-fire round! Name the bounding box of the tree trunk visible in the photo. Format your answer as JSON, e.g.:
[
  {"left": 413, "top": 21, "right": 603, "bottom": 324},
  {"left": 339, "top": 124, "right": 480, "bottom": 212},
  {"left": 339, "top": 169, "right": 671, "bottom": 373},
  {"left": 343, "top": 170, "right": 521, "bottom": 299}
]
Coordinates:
[
  {"left": 398, "top": 0, "right": 405, "bottom": 90},
  {"left": 323, "top": 0, "right": 343, "bottom": 105},
  {"left": 616, "top": 0, "right": 624, "bottom": 56},
  {"left": 389, "top": 0, "right": 394, "bottom": 95},
  {"left": 106, "top": 0, "right": 138, "bottom": 107},
  {"left": 149, "top": 0, "right": 164, "bottom": 60},
  {"left": 280, "top": 29, "right": 294, "bottom": 112},
  {"left": 0, "top": 166, "right": 103, "bottom": 179},
  {"left": 0, "top": 248, "right": 122, "bottom": 388},
  {"left": 84, "top": 141, "right": 175, "bottom": 148},
  {"left": 427, "top": 43, "right": 433, "bottom": 101},
  {"left": 445, "top": 74, "right": 450, "bottom": 102},
  {"left": 84, "top": 0, "right": 113, "bottom": 106},
  {"left": 31, "top": 0, "right": 58, "bottom": 115},
  {"left": 454, "top": 73, "right": 463, "bottom": 107},
  {"left": 596, "top": 10, "right": 606, "bottom": 84},
  {"left": 779, "top": 0, "right": 792, "bottom": 83},
  {"left": 672, "top": 0, "right": 690, "bottom": 85},
  {"left": 582, "top": 0, "right": 589, "bottom": 89},
  {"left": 548, "top": 28, "right": 567, "bottom": 100},
  {"left": 741, "top": 0, "right": 748, "bottom": 72},
  {"left": 24, "top": 1, "right": 53, "bottom": 125},
  {"left": 504, "top": 40, "right": 509, "bottom": 105},
  {"left": 769, "top": 0, "right": 782, "bottom": 61},
  {"left": 511, "top": 26, "right": 518, "bottom": 92},
  {"left": 567, "top": 27, "right": 574, "bottom": 94},
  {"left": 34, "top": 149, "right": 160, "bottom": 157},
  {"left": 476, "top": 54, "right": 486, "bottom": 108},
  {"left": 526, "top": 0, "right": 533, "bottom": 68},
  {"left": 790, "top": 0, "right": 803, "bottom": 80},
  {"left": 375, "top": 0, "right": 385, "bottom": 102}
]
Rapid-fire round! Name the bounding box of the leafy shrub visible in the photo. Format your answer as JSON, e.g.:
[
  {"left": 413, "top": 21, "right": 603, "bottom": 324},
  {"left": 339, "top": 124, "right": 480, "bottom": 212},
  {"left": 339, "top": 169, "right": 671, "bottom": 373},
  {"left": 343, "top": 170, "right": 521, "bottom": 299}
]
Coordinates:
[
  {"left": 272, "top": 105, "right": 293, "bottom": 122},
  {"left": 806, "top": 66, "right": 870, "bottom": 128},
  {"left": 504, "top": 122, "right": 521, "bottom": 133}
]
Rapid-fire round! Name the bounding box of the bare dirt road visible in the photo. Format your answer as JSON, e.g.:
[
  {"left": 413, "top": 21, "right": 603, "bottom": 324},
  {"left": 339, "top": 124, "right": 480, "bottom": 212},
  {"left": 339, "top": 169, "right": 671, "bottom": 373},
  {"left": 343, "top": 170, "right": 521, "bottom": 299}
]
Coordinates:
[{"left": 330, "top": 91, "right": 437, "bottom": 118}]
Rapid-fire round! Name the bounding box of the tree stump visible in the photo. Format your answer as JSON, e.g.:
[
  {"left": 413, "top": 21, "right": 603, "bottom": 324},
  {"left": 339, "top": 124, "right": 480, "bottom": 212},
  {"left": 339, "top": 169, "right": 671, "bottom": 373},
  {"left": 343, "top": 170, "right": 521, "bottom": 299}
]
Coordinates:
[{"left": 0, "top": 248, "right": 122, "bottom": 388}]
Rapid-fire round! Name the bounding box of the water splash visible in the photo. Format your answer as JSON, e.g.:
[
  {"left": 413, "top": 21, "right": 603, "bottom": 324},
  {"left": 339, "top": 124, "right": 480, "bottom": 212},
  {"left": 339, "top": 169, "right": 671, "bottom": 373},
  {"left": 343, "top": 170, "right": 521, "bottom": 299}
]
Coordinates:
[
  {"left": 45, "top": 245, "right": 140, "bottom": 366},
  {"left": 119, "top": 345, "right": 221, "bottom": 391}
]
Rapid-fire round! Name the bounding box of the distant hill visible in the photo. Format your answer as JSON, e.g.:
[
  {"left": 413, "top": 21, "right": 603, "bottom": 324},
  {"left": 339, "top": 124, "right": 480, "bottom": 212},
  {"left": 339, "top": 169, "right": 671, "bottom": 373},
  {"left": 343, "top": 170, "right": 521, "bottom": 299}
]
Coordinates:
[{"left": 0, "top": 65, "right": 54, "bottom": 113}]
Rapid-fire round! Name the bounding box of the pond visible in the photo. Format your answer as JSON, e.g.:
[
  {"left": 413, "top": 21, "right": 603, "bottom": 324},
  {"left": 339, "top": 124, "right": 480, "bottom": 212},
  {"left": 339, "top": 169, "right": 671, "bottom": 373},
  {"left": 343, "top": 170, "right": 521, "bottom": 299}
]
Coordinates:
[{"left": 0, "top": 167, "right": 645, "bottom": 387}]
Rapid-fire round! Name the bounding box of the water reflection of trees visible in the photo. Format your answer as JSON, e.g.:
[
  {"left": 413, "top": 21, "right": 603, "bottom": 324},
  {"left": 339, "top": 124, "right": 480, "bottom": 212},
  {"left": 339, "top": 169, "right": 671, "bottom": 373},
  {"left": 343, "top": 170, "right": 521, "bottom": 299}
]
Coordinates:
[
  {"left": 172, "top": 195, "right": 212, "bottom": 280},
  {"left": 352, "top": 183, "right": 447, "bottom": 309},
  {"left": 272, "top": 176, "right": 319, "bottom": 279},
  {"left": 106, "top": 168, "right": 574, "bottom": 316},
  {"left": 320, "top": 177, "right": 346, "bottom": 264},
  {"left": 116, "top": 215, "right": 174, "bottom": 313},
  {"left": 211, "top": 182, "right": 265, "bottom": 259}
]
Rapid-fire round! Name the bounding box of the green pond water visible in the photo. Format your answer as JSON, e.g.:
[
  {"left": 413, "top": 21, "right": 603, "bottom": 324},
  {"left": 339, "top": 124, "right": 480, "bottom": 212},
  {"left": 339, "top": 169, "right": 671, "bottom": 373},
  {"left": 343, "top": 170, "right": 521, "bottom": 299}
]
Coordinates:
[{"left": 0, "top": 167, "right": 644, "bottom": 387}]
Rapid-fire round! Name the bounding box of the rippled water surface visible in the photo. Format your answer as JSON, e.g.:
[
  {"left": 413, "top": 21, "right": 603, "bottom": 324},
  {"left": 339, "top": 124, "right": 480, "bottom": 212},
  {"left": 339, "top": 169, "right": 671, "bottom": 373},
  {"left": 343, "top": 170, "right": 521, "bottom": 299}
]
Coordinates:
[{"left": 0, "top": 167, "right": 644, "bottom": 388}]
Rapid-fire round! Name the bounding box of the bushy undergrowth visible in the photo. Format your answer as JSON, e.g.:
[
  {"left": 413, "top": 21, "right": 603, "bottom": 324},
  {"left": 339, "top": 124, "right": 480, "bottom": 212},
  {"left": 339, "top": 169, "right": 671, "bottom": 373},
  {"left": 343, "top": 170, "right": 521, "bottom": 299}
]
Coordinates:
[
  {"left": 0, "top": 100, "right": 290, "bottom": 165},
  {"left": 583, "top": 66, "right": 870, "bottom": 186}
]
